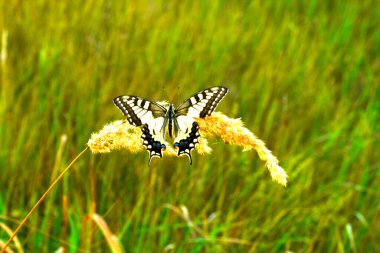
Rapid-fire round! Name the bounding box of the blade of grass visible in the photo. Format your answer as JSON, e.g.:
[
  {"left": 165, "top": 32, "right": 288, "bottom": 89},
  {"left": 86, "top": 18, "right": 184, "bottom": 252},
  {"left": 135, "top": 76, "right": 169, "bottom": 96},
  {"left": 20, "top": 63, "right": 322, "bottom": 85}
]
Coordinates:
[{"left": 91, "top": 213, "right": 124, "bottom": 253}]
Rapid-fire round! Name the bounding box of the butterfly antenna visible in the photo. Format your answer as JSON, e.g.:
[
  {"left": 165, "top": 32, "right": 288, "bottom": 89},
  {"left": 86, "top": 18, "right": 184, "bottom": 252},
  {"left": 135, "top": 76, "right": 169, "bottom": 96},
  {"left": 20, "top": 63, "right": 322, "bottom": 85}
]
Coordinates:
[
  {"left": 171, "top": 85, "right": 181, "bottom": 104},
  {"left": 160, "top": 86, "right": 170, "bottom": 102}
]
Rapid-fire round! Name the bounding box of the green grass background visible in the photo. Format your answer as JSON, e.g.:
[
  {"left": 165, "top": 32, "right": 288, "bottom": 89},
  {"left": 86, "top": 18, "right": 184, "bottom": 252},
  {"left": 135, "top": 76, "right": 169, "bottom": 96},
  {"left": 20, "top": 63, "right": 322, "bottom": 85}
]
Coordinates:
[{"left": 1, "top": 0, "right": 379, "bottom": 252}]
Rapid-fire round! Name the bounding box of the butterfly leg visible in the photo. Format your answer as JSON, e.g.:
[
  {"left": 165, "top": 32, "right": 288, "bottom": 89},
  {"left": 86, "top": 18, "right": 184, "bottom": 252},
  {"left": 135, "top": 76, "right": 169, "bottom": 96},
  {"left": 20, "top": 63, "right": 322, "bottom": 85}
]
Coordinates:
[
  {"left": 173, "top": 122, "right": 200, "bottom": 165},
  {"left": 141, "top": 124, "right": 166, "bottom": 165}
]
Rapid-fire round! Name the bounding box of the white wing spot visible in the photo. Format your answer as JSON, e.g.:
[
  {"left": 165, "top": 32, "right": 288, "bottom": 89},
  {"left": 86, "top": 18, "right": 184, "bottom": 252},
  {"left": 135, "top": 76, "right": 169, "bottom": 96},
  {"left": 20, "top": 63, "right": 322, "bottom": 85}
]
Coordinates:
[{"left": 193, "top": 105, "right": 204, "bottom": 111}]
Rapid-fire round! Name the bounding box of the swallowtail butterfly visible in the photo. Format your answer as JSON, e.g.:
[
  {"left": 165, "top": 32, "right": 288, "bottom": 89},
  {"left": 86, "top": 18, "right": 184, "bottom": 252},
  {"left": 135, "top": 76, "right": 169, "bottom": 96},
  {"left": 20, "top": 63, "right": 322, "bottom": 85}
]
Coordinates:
[{"left": 113, "top": 86, "right": 228, "bottom": 164}]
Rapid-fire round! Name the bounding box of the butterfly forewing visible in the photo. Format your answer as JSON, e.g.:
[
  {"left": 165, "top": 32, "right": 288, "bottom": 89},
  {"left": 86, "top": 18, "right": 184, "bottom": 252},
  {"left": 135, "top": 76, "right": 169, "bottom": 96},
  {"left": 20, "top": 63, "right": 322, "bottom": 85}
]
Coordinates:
[
  {"left": 175, "top": 86, "right": 228, "bottom": 118},
  {"left": 113, "top": 95, "right": 167, "bottom": 127}
]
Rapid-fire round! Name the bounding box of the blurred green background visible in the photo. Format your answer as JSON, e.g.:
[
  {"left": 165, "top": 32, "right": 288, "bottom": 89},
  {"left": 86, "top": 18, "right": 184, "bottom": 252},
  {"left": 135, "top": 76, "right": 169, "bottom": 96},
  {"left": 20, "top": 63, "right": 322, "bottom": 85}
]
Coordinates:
[{"left": 1, "top": 1, "right": 379, "bottom": 252}]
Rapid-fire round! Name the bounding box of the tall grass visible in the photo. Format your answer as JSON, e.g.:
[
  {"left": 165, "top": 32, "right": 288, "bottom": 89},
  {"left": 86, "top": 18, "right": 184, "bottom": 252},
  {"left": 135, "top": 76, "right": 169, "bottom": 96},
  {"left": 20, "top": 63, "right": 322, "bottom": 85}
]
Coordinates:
[{"left": 1, "top": 0, "right": 379, "bottom": 252}]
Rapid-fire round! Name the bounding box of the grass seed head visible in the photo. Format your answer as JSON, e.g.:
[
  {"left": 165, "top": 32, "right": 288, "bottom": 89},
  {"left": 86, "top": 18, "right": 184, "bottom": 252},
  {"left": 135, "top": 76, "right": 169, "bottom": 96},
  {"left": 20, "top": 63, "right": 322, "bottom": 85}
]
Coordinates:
[
  {"left": 88, "top": 112, "right": 287, "bottom": 186},
  {"left": 196, "top": 112, "right": 288, "bottom": 186}
]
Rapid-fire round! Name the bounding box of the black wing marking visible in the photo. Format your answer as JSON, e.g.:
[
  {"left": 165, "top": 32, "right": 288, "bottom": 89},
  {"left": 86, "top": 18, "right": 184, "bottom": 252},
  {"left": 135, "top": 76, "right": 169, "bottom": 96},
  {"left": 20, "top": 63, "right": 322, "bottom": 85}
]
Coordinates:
[
  {"left": 141, "top": 124, "right": 166, "bottom": 165},
  {"left": 175, "top": 86, "right": 228, "bottom": 118},
  {"left": 113, "top": 95, "right": 167, "bottom": 126},
  {"left": 173, "top": 122, "right": 200, "bottom": 165}
]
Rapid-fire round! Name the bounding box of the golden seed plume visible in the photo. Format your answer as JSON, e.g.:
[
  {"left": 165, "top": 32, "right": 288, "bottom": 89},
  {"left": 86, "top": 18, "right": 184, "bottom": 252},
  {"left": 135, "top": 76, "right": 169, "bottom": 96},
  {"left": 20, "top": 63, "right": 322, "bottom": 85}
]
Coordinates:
[
  {"left": 196, "top": 112, "right": 288, "bottom": 186},
  {"left": 88, "top": 120, "right": 143, "bottom": 154}
]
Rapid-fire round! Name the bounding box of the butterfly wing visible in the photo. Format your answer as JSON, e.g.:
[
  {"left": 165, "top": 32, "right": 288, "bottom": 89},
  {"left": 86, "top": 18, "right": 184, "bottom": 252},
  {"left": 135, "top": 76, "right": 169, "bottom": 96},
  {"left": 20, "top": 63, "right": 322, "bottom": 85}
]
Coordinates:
[
  {"left": 172, "top": 86, "right": 228, "bottom": 164},
  {"left": 141, "top": 124, "right": 167, "bottom": 165},
  {"left": 175, "top": 86, "right": 228, "bottom": 118},
  {"left": 113, "top": 95, "right": 167, "bottom": 126},
  {"left": 173, "top": 122, "right": 200, "bottom": 165},
  {"left": 113, "top": 95, "right": 168, "bottom": 164}
]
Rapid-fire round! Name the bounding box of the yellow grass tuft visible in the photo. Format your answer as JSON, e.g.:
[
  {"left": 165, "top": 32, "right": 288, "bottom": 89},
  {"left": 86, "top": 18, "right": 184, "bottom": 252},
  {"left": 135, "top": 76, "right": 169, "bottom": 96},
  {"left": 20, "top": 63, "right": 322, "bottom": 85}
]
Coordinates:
[
  {"left": 87, "top": 120, "right": 144, "bottom": 154},
  {"left": 196, "top": 112, "right": 288, "bottom": 186}
]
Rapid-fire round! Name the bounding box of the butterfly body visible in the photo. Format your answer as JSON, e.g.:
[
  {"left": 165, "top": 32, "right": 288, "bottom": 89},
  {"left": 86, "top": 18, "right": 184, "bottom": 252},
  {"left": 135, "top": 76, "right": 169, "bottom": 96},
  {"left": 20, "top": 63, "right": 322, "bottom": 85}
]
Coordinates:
[
  {"left": 166, "top": 104, "right": 176, "bottom": 139},
  {"left": 113, "top": 86, "right": 228, "bottom": 164}
]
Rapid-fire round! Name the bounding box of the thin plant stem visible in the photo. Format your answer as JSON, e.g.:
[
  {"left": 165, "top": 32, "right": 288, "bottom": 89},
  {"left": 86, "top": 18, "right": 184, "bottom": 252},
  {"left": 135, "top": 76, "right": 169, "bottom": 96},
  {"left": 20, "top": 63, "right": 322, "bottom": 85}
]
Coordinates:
[{"left": 0, "top": 146, "right": 89, "bottom": 253}]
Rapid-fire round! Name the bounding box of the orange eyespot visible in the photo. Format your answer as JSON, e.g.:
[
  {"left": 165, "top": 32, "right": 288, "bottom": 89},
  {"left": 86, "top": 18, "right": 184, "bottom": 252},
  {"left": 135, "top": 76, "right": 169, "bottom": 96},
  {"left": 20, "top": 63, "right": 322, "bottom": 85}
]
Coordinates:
[{"left": 162, "top": 147, "right": 166, "bottom": 151}]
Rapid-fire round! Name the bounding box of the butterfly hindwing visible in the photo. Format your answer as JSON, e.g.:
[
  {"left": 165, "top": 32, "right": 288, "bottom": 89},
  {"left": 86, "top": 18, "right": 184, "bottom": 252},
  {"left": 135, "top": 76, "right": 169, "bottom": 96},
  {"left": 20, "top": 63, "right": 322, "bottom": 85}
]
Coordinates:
[
  {"left": 175, "top": 86, "right": 228, "bottom": 118},
  {"left": 173, "top": 122, "right": 200, "bottom": 165},
  {"left": 141, "top": 124, "right": 166, "bottom": 165}
]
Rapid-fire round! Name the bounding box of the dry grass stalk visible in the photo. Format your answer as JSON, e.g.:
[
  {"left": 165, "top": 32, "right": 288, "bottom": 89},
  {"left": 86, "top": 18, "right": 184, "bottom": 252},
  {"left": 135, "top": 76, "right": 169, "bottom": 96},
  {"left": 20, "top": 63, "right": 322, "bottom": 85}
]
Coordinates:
[
  {"left": 1, "top": 30, "right": 7, "bottom": 65},
  {"left": 91, "top": 213, "right": 124, "bottom": 253},
  {"left": 0, "top": 242, "right": 13, "bottom": 253},
  {"left": 0, "top": 222, "right": 23, "bottom": 253}
]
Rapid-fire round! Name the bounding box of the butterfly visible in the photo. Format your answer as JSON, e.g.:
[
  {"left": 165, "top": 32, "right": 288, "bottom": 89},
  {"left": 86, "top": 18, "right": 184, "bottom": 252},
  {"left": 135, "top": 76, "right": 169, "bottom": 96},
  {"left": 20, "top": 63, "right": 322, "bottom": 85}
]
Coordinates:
[{"left": 113, "top": 86, "right": 228, "bottom": 164}]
